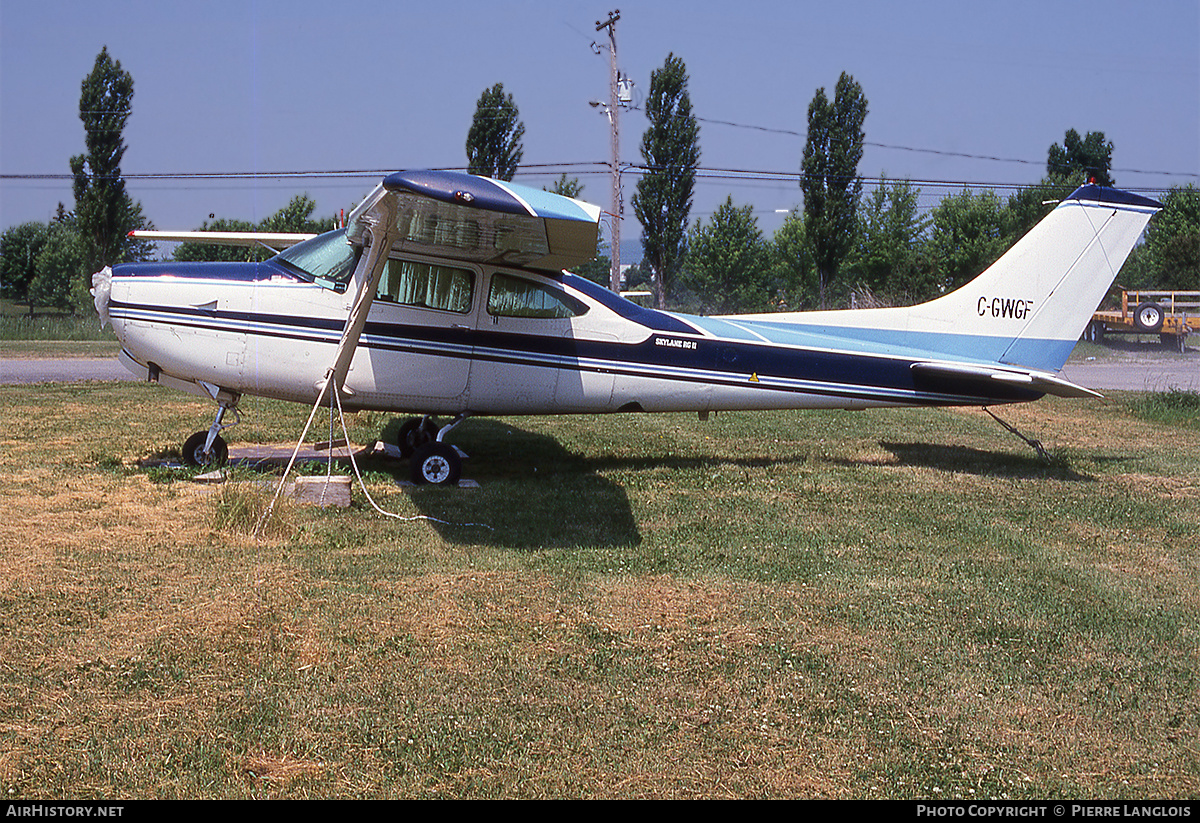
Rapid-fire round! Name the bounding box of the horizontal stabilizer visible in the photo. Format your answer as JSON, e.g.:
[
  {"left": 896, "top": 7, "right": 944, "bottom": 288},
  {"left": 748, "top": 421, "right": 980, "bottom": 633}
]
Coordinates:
[
  {"left": 128, "top": 230, "right": 317, "bottom": 252},
  {"left": 911, "top": 362, "right": 1102, "bottom": 399}
]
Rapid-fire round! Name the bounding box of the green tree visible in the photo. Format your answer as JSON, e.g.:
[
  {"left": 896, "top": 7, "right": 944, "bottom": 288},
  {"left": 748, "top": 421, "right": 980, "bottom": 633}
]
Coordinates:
[
  {"left": 1134, "top": 184, "right": 1200, "bottom": 290},
  {"left": 1001, "top": 178, "right": 1073, "bottom": 246},
  {"left": 0, "top": 221, "right": 50, "bottom": 313},
  {"left": 622, "top": 258, "right": 653, "bottom": 292},
  {"left": 70, "top": 47, "right": 153, "bottom": 279},
  {"left": 546, "top": 174, "right": 583, "bottom": 199},
  {"left": 258, "top": 194, "right": 328, "bottom": 234},
  {"left": 632, "top": 53, "right": 700, "bottom": 309},
  {"left": 1155, "top": 234, "right": 1200, "bottom": 291},
  {"left": 801, "top": 72, "right": 868, "bottom": 308},
  {"left": 174, "top": 218, "right": 257, "bottom": 263},
  {"left": 927, "top": 189, "right": 1007, "bottom": 293},
  {"left": 770, "top": 210, "right": 817, "bottom": 310},
  {"left": 175, "top": 195, "right": 333, "bottom": 262},
  {"left": 465, "top": 83, "right": 525, "bottom": 181},
  {"left": 845, "top": 177, "right": 932, "bottom": 303},
  {"left": 29, "top": 215, "right": 86, "bottom": 313},
  {"left": 569, "top": 252, "right": 613, "bottom": 287},
  {"left": 680, "top": 197, "right": 772, "bottom": 314},
  {"left": 1047, "top": 129, "right": 1114, "bottom": 187}
]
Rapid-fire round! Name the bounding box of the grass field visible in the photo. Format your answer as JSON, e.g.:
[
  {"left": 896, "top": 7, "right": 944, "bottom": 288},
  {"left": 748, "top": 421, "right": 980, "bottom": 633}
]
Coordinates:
[
  {"left": 1, "top": 381, "right": 1197, "bottom": 798},
  {"left": 1, "top": 300, "right": 117, "bottom": 344}
]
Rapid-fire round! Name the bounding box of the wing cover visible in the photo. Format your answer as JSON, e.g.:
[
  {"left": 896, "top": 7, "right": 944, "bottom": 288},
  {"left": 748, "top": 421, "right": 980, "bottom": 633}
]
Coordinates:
[{"left": 381, "top": 171, "right": 602, "bottom": 271}]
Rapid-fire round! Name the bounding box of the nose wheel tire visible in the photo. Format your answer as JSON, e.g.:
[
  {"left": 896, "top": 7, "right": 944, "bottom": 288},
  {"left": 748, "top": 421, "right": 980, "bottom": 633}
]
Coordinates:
[
  {"left": 182, "top": 430, "right": 229, "bottom": 467},
  {"left": 410, "top": 442, "right": 461, "bottom": 486}
]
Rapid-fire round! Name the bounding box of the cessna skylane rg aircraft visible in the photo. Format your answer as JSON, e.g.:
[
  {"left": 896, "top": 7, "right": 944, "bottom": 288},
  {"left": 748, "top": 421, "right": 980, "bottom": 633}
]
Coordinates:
[{"left": 92, "top": 170, "right": 1161, "bottom": 485}]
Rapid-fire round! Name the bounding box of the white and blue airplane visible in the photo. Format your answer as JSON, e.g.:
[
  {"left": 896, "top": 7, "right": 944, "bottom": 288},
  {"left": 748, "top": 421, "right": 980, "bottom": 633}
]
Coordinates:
[{"left": 92, "top": 170, "right": 1161, "bottom": 484}]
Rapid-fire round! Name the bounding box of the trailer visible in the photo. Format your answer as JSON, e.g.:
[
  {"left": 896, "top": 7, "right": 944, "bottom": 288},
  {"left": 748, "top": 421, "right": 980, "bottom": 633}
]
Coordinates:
[{"left": 1085, "top": 290, "right": 1196, "bottom": 352}]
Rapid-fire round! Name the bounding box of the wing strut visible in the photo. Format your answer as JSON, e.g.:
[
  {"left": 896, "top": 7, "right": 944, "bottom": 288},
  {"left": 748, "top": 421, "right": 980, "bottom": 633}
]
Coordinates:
[
  {"left": 319, "top": 196, "right": 399, "bottom": 403},
  {"left": 255, "top": 198, "right": 401, "bottom": 535}
]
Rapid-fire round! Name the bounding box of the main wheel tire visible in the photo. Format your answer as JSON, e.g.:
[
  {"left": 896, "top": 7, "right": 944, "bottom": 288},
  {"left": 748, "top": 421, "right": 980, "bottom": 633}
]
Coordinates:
[
  {"left": 396, "top": 417, "right": 438, "bottom": 458},
  {"left": 182, "top": 430, "right": 228, "bottom": 467},
  {"left": 410, "top": 442, "right": 461, "bottom": 486},
  {"left": 1134, "top": 302, "right": 1164, "bottom": 333}
]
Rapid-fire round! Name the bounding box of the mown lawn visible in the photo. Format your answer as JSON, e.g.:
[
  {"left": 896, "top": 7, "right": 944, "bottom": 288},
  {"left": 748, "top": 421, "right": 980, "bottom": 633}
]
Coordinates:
[{"left": 1, "top": 381, "right": 1197, "bottom": 798}]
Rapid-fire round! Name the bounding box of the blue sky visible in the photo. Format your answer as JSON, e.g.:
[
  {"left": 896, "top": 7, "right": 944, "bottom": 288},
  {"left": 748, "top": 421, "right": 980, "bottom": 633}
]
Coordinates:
[{"left": 1, "top": 0, "right": 1197, "bottom": 254}]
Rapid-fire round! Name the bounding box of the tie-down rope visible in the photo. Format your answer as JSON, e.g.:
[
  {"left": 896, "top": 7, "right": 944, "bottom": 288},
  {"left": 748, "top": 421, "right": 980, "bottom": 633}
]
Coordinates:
[{"left": 253, "top": 369, "right": 492, "bottom": 538}]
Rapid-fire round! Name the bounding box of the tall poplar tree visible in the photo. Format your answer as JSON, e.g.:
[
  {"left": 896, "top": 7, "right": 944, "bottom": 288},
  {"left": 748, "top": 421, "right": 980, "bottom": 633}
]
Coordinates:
[
  {"left": 465, "top": 83, "right": 525, "bottom": 181},
  {"left": 70, "top": 47, "right": 150, "bottom": 277},
  {"left": 800, "top": 72, "right": 867, "bottom": 308},
  {"left": 632, "top": 53, "right": 700, "bottom": 309}
]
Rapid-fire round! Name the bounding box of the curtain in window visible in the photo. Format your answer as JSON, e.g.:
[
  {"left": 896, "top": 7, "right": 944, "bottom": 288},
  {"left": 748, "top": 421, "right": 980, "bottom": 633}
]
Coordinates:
[{"left": 382, "top": 260, "right": 472, "bottom": 312}]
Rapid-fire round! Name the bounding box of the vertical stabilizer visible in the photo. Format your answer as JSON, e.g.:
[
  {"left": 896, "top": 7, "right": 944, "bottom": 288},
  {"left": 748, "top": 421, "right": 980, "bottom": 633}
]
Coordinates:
[
  {"left": 734, "top": 185, "right": 1161, "bottom": 373},
  {"left": 938, "top": 185, "right": 1162, "bottom": 370}
]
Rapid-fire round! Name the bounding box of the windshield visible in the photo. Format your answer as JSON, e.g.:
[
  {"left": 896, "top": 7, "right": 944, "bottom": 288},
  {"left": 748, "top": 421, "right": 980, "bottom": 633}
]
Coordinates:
[{"left": 275, "top": 229, "right": 360, "bottom": 287}]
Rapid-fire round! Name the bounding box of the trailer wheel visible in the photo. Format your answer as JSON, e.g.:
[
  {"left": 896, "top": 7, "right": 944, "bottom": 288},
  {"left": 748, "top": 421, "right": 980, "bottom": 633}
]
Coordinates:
[
  {"left": 1084, "top": 320, "right": 1105, "bottom": 343},
  {"left": 1134, "top": 302, "right": 1164, "bottom": 333}
]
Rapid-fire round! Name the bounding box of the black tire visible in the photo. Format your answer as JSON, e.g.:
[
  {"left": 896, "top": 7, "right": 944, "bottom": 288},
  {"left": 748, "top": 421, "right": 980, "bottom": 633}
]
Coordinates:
[
  {"left": 1084, "top": 320, "right": 1105, "bottom": 343},
  {"left": 182, "top": 430, "right": 228, "bottom": 467},
  {"left": 410, "top": 442, "right": 461, "bottom": 486},
  {"left": 396, "top": 417, "right": 438, "bottom": 458},
  {"left": 1134, "top": 302, "right": 1164, "bottom": 333}
]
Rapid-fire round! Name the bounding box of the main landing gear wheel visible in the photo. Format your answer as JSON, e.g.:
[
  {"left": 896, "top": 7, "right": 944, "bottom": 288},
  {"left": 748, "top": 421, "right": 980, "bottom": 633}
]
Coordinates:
[
  {"left": 396, "top": 417, "right": 439, "bottom": 458},
  {"left": 1134, "top": 302, "right": 1165, "bottom": 333},
  {"left": 182, "top": 430, "right": 229, "bottom": 467},
  {"left": 410, "top": 442, "right": 461, "bottom": 486}
]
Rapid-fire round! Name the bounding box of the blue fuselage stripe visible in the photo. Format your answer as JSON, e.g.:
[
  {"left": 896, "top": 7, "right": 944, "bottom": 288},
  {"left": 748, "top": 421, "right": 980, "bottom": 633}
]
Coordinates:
[{"left": 108, "top": 298, "right": 1040, "bottom": 406}]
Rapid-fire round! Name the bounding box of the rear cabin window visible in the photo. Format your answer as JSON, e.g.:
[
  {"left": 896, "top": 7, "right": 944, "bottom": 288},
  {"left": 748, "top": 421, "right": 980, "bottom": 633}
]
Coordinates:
[
  {"left": 377, "top": 259, "right": 474, "bottom": 313},
  {"left": 487, "top": 273, "right": 588, "bottom": 319}
]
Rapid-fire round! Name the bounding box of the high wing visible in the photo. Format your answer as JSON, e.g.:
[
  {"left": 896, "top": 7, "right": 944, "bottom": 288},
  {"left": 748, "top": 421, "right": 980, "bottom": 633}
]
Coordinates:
[
  {"left": 128, "top": 230, "right": 317, "bottom": 253},
  {"left": 326, "top": 170, "right": 604, "bottom": 396},
  {"left": 346, "top": 170, "right": 602, "bottom": 271}
]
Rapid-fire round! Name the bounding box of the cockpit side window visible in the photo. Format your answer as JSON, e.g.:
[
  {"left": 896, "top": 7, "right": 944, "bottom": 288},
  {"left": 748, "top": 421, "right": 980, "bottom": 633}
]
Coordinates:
[
  {"left": 377, "top": 259, "right": 474, "bottom": 313},
  {"left": 487, "top": 273, "right": 588, "bottom": 319},
  {"left": 274, "top": 229, "right": 360, "bottom": 289}
]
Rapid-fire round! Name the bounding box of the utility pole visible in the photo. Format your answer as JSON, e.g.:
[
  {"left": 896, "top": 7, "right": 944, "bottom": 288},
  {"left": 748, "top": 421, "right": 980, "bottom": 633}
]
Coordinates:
[{"left": 596, "top": 10, "right": 621, "bottom": 293}]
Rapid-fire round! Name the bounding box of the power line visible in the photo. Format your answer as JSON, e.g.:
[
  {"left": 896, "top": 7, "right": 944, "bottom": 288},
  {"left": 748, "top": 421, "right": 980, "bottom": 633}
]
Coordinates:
[
  {"left": 678, "top": 111, "right": 1199, "bottom": 180},
  {"left": 0, "top": 162, "right": 610, "bottom": 182},
  {"left": 4, "top": 162, "right": 1193, "bottom": 202}
]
